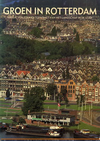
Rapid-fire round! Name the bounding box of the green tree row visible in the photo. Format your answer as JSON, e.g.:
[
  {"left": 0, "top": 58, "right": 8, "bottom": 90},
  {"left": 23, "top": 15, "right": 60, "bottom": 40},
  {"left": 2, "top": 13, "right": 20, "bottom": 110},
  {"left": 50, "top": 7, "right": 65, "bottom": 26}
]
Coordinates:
[{"left": 0, "top": 34, "right": 96, "bottom": 65}]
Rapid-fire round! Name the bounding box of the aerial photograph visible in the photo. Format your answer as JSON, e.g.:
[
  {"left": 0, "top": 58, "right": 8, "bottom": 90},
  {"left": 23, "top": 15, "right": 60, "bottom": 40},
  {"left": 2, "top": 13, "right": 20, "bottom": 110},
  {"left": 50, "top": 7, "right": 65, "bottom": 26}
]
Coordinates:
[{"left": 0, "top": 0, "right": 100, "bottom": 141}]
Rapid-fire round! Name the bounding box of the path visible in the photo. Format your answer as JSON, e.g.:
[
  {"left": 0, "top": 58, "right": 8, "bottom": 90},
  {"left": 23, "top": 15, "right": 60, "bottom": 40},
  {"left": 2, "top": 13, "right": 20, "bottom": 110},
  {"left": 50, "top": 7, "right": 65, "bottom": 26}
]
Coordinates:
[{"left": 0, "top": 107, "right": 21, "bottom": 110}]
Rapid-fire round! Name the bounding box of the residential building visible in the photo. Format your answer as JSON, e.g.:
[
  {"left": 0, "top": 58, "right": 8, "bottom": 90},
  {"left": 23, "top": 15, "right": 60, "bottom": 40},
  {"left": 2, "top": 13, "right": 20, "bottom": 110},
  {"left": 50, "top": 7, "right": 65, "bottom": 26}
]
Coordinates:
[{"left": 54, "top": 79, "right": 100, "bottom": 103}]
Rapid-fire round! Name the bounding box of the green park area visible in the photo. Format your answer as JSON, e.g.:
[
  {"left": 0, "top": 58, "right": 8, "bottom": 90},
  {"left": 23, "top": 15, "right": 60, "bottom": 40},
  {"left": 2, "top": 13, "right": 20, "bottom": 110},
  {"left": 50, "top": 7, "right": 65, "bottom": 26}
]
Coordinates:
[
  {"left": 0, "top": 119, "right": 13, "bottom": 124},
  {"left": 44, "top": 100, "right": 100, "bottom": 111},
  {"left": 0, "top": 99, "right": 100, "bottom": 115},
  {"left": 0, "top": 99, "right": 23, "bottom": 124},
  {"left": 0, "top": 108, "right": 23, "bottom": 116},
  {"left": 0, "top": 98, "right": 99, "bottom": 113},
  {"left": 0, "top": 95, "right": 100, "bottom": 133}
]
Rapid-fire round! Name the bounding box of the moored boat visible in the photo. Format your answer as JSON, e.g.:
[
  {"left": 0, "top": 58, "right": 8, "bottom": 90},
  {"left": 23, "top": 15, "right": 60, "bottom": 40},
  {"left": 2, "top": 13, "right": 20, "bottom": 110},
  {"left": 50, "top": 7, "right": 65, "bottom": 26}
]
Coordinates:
[
  {"left": 73, "top": 129, "right": 100, "bottom": 139},
  {"left": 0, "top": 122, "right": 8, "bottom": 130},
  {"left": 6, "top": 125, "right": 64, "bottom": 138}
]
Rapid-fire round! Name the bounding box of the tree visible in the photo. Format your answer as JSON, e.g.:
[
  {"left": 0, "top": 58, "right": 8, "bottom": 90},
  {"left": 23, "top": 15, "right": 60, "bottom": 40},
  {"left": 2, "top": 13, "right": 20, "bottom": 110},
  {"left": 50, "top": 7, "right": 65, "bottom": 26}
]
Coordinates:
[
  {"left": 76, "top": 95, "right": 79, "bottom": 105},
  {"left": 29, "top": 27, "right": 43, "bottom": 38},
  {"left": 77, "top": 95, "right": 85, "bottom": 106},
  {"left": 57, "top": 27, "right": 61, "bottom": 33},
  {"left": 66, "top": 66, "right": 70, "bottom": 79},
  {"left": 6, "top": 88, "right": 10, "bottom": 98},
  {"left": 70, "top": 46, "right": 74, "bottom": 56},
  {"left": 80, "top": 95, "right": 85, "bottom": 104},
  {"left": 62, "top": 71, "right": 66, "bottom": 80},
  {"left": 56, "top": 93, "right": 63, "bottom": 104},
  {"left": 12, "top": 18, "right": 17, "bottom": 23},
  {"left": 60, "top": 41, "right": 71, "bottom": 57},
  {"left": 62, "top": 67, "right": 70, "bottom": 80},
  {"left": 22, "top": 87, "right": 46, "bottom": 116},
  {"left": 75, "top": 32, "right": 80, "bottom": 42},
  {"left": 82, "top": 45, "right": 91, "bottom": 54},
  {"left": 64, "top": 23, "right": 68, "bottom": 27},
  {"left": 50, "top": 26, "right": 57, "bottom": 36},
  {"left": 0, "top": 28, "right": 2, "bottom": 33},
  {"left": 19, "top": 117, "right": 26, "bottom": 124},
  {"left": 65, "top": 97, "right": 69, "bottom": 107},
  {"left": 46, "top": 83, "right": 57, "bottom": 100},
  {"left": 37, "top": 23, "right": 41, "bottom": 27},
  {"left": 73, "top": 28, "right": 77, "bottom": 34},
  {"left": 91, "top": 75, "right": 99, "bottom": 82},
  {"left": 61, "top": 86, "right": 67, "bottom": 99},
  {"left": 61, "top": 86, "right": 69, "bottom": 107}
]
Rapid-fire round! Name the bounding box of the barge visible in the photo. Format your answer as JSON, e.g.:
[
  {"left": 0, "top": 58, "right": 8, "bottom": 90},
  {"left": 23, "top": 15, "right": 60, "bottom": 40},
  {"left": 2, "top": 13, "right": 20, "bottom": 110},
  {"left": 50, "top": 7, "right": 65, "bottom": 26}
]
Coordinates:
[{"left": 6, "top": 125, "right": 64, "bottom": 138}]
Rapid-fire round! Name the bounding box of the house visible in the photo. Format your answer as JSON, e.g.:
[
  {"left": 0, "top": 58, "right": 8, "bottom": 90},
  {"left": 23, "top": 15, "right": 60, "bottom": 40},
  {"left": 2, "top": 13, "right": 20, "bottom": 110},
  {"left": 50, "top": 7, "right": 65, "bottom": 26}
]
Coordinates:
[
  {"left": 15, "top": 70, "right": 30, "bottom": 78},
  {"left": 54, "top": 79, "right": 76, "bottom": 102}
]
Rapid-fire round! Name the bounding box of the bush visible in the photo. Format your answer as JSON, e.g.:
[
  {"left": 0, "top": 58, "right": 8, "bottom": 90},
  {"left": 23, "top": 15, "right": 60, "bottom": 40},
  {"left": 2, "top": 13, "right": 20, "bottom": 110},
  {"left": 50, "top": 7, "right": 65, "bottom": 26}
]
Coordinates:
[{"left": 18, "top": 117, "right": 26, "bottom": 124}]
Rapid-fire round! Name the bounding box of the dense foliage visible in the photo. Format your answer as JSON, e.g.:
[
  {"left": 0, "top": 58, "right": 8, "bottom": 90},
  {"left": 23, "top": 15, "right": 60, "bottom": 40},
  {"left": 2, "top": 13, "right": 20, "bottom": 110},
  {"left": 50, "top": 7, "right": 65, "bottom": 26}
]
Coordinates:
[
  {"left": 0, "top": 34, "right": 96, "bottom": 65},
  {"left": 91, "top": 75, "right": 99, "bottom": 82},
  {"left": 46, "top": 83, "right": 57, "bottom": 100},
  {"left": 6, "top": 88, "right": 11, "bottom": 98},
  {"left": 29, "top": 27, "right": 43, "bottom": 38},
  {"left": 49, "top": 26, "right": 61, "bottom": 36},
  {"left": 22, "top": 87, "right": 46, "bottom": 116}
]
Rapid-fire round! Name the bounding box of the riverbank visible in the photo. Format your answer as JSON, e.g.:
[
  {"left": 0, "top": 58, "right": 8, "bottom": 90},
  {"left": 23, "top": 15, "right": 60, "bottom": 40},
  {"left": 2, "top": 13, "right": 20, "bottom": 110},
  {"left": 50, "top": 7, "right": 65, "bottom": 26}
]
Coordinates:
[
  {"left": 0, "top": 99, "right": 100, "bottom": 135},
  {"left": 67, "top": 121, "right": 100, "bottom": 134},
  {"left": 0, "top": 118, "right": 100, "bottom": 138}
]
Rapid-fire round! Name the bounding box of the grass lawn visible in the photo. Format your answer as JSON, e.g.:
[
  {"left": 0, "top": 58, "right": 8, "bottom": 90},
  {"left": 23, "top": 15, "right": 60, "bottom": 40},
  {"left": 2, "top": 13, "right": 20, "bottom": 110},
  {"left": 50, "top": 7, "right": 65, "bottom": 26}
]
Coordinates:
[
  {"left": 45, "top": 100, "right": 57, "bottom": 103},
  {"left": 44, "top": 104, "right": 100, "bottom": 110},
  {"left": 0, "top": 103, "right": 12, "bottom": 105},
  {"left": 0, "top": 119, "right": 13, "bottom": 124},
  {"left": 0, "top": 98, "right": 5, "bottom": 100},
  {"left": 0, "top": 100, "right": 11, "bottom": 103},
  {"left": 69, "top": 122, "right": 100, "bottom": 133},
  {"left": 0, "top": 100, "right": 12, "bottom": 106},
  {"left": 0, "top": 108, "right": 23, "bottom": 116},
  {"left": 44, "top": 100, "right": 65, "bottom": 103}
]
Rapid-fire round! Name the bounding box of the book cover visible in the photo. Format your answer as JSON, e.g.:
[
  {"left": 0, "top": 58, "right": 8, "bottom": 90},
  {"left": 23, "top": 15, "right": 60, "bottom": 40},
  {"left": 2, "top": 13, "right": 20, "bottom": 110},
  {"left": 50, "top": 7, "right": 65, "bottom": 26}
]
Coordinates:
[{"left": 0, "top": 0, "right": 100, "bottom": 141}]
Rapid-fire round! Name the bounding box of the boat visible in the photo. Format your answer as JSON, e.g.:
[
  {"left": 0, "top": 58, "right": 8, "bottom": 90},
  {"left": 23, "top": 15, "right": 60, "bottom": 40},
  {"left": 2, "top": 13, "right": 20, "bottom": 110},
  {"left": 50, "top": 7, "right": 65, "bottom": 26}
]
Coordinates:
[
  {"left": 6, "top": 125, "right": 63, "bottom": 138},
  {"left": 73, "top": 129, "right": 100, "bottom": 139},
  {"left": 0, "top": 122, "right": 8, "bottom": 130}
]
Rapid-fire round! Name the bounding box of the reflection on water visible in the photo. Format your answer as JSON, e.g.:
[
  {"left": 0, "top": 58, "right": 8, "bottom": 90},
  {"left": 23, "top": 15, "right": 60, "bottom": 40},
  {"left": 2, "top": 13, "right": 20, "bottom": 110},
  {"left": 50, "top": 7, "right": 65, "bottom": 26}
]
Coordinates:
[{"left": 62, "top": 132, "right": 74, "bottom": 138}]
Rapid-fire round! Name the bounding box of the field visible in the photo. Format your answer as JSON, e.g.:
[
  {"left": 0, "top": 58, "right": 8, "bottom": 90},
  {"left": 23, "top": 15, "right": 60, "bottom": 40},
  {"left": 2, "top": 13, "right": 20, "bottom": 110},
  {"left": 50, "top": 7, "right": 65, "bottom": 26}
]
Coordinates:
[
  {"left": 0, "top": 108, "right": 23, "bottom": 116},
  {"left": 0, "top": 99, "right": 23, "bottom": 118},
  {"left": 0, "top": 119, "right": 13, "bottom": 124},
  {"left": 43, "top": 103, "right": 100, "bottom": 111}
]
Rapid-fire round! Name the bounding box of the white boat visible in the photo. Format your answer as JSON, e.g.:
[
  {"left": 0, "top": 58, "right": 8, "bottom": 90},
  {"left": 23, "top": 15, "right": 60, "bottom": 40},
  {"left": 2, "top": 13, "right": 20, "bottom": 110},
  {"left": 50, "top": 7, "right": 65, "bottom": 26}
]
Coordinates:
[{"left": 49, "top": 126, "right": 63, "bottom": 129}]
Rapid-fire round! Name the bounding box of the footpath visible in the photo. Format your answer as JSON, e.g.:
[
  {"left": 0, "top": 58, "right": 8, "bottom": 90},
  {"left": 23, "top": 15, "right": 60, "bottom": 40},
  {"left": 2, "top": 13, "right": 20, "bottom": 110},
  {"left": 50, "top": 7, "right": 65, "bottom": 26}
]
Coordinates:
[{"left": 0, "top": 106, "right": 21, "bottom": 110}]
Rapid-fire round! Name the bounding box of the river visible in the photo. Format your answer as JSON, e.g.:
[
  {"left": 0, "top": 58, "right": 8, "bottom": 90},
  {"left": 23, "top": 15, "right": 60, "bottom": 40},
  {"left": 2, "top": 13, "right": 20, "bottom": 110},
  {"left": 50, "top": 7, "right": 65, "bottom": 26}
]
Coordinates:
[
  {"left": 0, "top": 130, "right": 74, "bottom": 140},
  {"left": 0, "top": 131, "right": 99, "bottom": 141}
]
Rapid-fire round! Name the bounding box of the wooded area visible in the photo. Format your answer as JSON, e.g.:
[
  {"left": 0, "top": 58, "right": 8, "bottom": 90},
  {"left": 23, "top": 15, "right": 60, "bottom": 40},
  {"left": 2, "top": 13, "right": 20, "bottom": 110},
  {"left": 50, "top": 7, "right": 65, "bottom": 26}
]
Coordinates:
[{"left": 0, "top": 34, "right": 96, "bottom": 65}]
